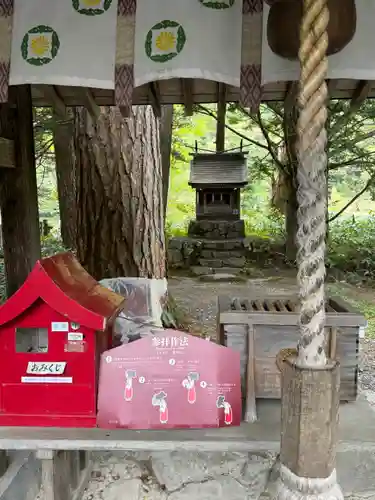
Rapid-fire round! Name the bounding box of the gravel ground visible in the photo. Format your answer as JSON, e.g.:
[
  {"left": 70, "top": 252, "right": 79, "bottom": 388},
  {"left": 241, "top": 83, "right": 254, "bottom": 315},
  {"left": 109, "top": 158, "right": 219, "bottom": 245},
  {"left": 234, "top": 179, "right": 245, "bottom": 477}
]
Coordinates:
[{"left": 168, "top": 275, "right": 375, "bottom": 393}]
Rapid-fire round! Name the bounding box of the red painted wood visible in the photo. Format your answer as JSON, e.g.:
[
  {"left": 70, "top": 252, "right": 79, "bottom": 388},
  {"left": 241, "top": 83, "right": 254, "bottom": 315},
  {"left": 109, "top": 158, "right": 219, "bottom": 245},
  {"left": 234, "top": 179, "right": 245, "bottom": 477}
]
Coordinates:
[
  {"left": 0, "top": 253, "right": 121, "bottom": 427},
  {"left": 0, "top": 253, "right": 122, "bottom": 331}
]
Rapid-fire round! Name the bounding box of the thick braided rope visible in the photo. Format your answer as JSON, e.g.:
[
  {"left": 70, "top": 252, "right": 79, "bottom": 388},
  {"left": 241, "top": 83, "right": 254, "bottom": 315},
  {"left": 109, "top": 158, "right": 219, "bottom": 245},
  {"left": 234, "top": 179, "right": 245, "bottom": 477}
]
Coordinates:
[{"left": 296, "top": 0, "right": 329, "bottom": 367}]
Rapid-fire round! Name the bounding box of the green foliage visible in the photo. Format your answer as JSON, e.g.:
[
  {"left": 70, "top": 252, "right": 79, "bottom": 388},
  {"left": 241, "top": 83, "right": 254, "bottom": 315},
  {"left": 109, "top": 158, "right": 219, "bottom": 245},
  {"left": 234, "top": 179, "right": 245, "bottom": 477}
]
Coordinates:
[
  {"left": 327, "top": 214, "right": 375, "bottom": 280},
  {"left": 40, "top": 234, "right": 68, "bottom": 257}
]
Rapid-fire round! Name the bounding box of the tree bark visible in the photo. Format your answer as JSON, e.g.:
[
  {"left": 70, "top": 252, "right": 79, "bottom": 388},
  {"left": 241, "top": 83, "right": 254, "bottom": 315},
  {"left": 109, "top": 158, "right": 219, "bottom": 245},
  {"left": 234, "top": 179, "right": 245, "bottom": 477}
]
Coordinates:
[
  {"left": 271, "top": 168, "right": 298, "bottom": 262},
  {"left": 0, "top": 86, "right": 41, "bottom": 296},
  {"left": 74, "top": 105, "right": 166, "bottom": 281},
  {"left": 285, "top": 174, "right": 298, "bottom": 262},
  {"left": 53, "top": 109, "right": 76, "bottom": 249},
  {"left": 159, "top": 105, "right": 173, "bottom": 219}
]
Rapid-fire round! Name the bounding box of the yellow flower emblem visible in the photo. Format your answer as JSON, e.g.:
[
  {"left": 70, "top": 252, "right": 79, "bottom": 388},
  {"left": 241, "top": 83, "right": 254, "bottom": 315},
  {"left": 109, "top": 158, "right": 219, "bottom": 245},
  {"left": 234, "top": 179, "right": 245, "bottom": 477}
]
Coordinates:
[
  {"left": 30, "top": 36, "right": 50, "bottom": 57},
  {"left": 82, "top": 0, "right": 102, "bottom": 5},
  {"left": 155, "top": 31, "right": 176, "bottom": 52}
]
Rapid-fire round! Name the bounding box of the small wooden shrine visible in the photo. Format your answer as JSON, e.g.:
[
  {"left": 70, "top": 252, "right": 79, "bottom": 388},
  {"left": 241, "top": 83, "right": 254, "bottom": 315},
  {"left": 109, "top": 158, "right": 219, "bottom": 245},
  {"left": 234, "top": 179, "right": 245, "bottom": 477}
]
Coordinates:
[{"left": 188, "top": 152, "right": 248, "bottom": 222}]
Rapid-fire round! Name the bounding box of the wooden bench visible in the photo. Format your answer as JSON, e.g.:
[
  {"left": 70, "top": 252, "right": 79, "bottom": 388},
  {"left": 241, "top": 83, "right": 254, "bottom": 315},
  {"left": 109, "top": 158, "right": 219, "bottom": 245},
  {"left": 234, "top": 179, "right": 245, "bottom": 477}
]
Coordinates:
[
  {"left": 35, "top": 450, "right": 91, "bottom": 500},
  {"left": 0, "top": 424, "right": 280, "bottom": 500},
  {"left": 0, "top": 394, "right": 374, "bottom": 499}
]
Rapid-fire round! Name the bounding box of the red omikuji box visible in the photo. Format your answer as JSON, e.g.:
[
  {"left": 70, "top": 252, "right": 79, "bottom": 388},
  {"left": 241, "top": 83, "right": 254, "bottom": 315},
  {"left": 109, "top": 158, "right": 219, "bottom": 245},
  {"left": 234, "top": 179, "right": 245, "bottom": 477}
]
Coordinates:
[
  {"left": 0, "top": 252, "right": 124, "bottom": 428},
  {"left": 97, "top": 329, "right": 242, "bottom": 429}
]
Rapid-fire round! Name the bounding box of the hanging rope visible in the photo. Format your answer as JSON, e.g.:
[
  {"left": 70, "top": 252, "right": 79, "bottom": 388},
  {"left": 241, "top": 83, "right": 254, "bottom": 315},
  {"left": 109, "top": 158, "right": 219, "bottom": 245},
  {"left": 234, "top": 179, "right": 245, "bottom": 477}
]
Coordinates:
[{"left": 296, "top": 0, "right": 329, "bottom": 367}]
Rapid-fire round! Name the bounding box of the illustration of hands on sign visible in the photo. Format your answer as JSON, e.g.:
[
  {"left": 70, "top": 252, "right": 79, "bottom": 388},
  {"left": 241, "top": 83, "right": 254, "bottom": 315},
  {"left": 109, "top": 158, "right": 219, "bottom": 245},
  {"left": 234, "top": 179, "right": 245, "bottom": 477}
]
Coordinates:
[
  {"left": 182, "top": 372, "right": 199, "bottom": 404},
  {"left": 124, "top": 369, "right": 137, "bottom": 401},
  {"left": 216, "top": 395, "right": 233, "bottom": 425},
  {"left": 152, "top": 391, "right": 168, "bottom": 424}
]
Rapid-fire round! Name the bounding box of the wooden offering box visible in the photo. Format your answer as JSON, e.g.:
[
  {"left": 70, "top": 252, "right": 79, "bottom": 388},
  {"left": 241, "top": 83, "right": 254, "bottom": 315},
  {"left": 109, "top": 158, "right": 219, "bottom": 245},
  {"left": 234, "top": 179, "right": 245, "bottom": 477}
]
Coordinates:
[
  {"left": 218, "top": 296, "right": 366, "bottom": 402},
  {"left": 0, "top": 252, "right": 125, "bottom": 428}
]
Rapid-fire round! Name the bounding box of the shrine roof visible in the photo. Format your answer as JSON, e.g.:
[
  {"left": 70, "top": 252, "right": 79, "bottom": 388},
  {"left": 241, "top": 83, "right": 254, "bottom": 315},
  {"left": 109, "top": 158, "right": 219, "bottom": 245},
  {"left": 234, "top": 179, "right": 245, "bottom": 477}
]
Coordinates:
[
  {"left": 189, "top": 152, "right": 248, "bottom": 186},
  {"left": 0, "top": 253, "right": 125, "bottom": 331}
]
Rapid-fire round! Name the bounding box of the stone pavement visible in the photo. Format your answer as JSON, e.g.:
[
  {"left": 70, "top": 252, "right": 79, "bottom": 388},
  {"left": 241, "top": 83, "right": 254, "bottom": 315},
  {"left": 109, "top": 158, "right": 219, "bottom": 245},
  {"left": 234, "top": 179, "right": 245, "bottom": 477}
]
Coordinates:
[
  {"left": 82, "top": 448, "right": 375, "bottom": 500},
  {"left": 79, "top": 393, "right": 375, "bottom": 500}
]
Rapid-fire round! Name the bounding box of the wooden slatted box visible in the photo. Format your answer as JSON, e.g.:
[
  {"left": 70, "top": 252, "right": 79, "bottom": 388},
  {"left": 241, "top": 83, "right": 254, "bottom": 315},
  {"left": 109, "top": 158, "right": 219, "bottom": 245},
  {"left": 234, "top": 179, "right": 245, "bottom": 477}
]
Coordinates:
[{"left": 217, "top": 296, "right": 366, "bottom": 402}]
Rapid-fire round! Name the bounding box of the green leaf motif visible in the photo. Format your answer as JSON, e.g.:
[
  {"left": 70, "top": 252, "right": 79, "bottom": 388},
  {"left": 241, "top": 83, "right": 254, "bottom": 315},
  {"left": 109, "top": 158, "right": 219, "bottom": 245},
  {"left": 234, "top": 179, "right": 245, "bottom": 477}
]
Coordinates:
[
  {"left": 51, "top": 32, "right": 60, "bottom": 59},
  {"left": 29, "top": 25, "right": 54, "bottom": 34},
  {"left": 72, "top": 0, "right": 112, "bottom": 16},
  {"left": 20, "top": 34, "right": 28, "bottom": 61},
  {"left": 199, "top": 0, "right": 235, "bottom": 8},
  {"left": 152, "top": 20, "right": 179, "bottom": 30},
  {"left": 20, "top": 25, "right": 60, "bottom": 67},
  {"left": 176, "top": 26, "right": 186, "bottom": 54},
  {"left": 150, "top": 53, "right": 178, "bottom": 63},
  {"left": 27, "top": 57, "right": 51, "bottom": 66},
  {"left": 145, "top": 31, "right": 153, "bottom": 58},
  {"left": 145, "top": 21, "right": 186, "bottom": 64}
]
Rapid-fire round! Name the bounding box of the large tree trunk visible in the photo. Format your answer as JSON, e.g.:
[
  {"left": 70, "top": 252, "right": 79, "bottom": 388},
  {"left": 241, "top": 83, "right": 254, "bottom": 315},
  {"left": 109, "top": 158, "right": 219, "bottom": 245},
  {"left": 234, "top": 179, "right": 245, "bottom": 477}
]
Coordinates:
[
  {"left": 74, "top": 106, "right": 165, "bottom": 280},
  {"left": 159, "top": 105, "right": 173, "bottom": 219},
  {"left": 271, "top": 168, "right": 298, "bottom": 262},
  {"left": 53, "top": 109, "right": 76, "bottom": 249},
  {"left": 0, "top": 86, "right": 41, "bottom": 296}
]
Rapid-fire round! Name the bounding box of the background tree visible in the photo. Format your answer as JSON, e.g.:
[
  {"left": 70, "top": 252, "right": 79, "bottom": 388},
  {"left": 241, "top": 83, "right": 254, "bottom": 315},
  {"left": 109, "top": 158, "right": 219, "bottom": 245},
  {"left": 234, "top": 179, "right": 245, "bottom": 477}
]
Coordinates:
[
  {"left": 198, "top": 99, "right": 375, "bottom": 261},
  {"left": 73, "top": 105, "right": 165, "bottom": 280}
]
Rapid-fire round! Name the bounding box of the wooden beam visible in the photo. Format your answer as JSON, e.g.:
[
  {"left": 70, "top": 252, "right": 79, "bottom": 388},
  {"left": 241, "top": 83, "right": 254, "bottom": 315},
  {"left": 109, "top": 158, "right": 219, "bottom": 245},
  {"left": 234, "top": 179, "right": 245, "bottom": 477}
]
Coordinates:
[
  {"left": 181, "top": 78, "right": 193, "bottom": 116},
  {"left": 36, "top": 85, "right": 66, "bottom": 117},
  {"left": 350, "top": 80, "right": 371, "bottom": 111},
  {"left": 80, "top": 88, "right": 101, "bottom": 121},
  {"left": 149, "top": 82, "right": 161, "bottom": 118},
  {"left": 216, "top": 83, "right": 227, "bottom": 152},
  {"left": 0, "top": 85, "right": 41, "bottom": 296},
  {"left": 326, "top": 79, "right": 338, "bottom": 98},
  {"left": 0, "top": 137, "right": 15, "bottom": 168}
]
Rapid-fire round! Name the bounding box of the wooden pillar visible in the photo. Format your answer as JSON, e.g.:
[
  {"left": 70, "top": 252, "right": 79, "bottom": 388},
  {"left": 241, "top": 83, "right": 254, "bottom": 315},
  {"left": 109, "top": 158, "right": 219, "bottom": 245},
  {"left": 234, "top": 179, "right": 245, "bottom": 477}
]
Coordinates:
[
  {"left": 215, "top": 83, "right": 226, "bottom": 152},
  {"left": 53, "top": 109, "right": 76, "bottom": 250},
  {"left": 0, "top": 85, "right": 41, "bottom": 296}
]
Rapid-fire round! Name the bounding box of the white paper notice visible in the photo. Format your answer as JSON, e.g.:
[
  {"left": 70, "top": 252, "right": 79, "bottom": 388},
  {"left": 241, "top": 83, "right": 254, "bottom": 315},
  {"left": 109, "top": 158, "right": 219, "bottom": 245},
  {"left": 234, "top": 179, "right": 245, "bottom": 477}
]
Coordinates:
[
  {"left": 21, "top": 376, "right": 73, "bottom": 384},
  {"left": 26, "top": 361, "right": 66, "bottom": 375},
  {"left": 51, "top": 322, "right": 69, "bottom": 332},
  {"left": 68, "top": 332, "right": 84, "bottom": 341}
]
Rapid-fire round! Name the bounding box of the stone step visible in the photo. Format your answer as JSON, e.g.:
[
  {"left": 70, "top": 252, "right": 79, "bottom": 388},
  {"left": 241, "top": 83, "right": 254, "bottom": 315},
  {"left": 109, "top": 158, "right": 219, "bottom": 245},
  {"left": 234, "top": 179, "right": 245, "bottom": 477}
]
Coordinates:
[
  {"left": 198, "top": 259, "right": 224, "bottom": 268},
  {"left": 199, "top": 273, "right": 247, "bottom": 282},
  {"left": 217, "top": 267, "right": 244, "bottom": 275},
  {"left": 201, "top": 239, "right": 245, "bottom": 251},
  {"left": 190, "top": 266, "right": 215, "bottom": 277},
  {"left": 199, "top": 257, "right": 246, "bottom": 269},
  {"left": 191, "top": 266, "right": 244, "bottom": 277},
  {"left": 200, "top": 249, "right": 245, "bottom": 259}
]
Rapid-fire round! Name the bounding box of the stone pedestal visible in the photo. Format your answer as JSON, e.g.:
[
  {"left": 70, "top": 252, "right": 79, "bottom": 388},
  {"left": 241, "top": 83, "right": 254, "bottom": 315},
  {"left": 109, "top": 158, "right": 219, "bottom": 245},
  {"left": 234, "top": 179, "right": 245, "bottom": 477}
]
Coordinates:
[
  {"left": 188, "top": 219, "right": 245, "bottom": 239},
  {"left": 273, "top": 356, "right": 344, "bottom": 500}
]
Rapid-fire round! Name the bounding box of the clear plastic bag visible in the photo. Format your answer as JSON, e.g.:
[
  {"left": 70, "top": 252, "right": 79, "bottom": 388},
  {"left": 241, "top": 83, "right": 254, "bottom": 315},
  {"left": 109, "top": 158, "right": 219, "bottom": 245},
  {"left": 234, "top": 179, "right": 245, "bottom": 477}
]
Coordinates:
[{"left": 100, "top": 278, "right": 167, "bottom": 344}]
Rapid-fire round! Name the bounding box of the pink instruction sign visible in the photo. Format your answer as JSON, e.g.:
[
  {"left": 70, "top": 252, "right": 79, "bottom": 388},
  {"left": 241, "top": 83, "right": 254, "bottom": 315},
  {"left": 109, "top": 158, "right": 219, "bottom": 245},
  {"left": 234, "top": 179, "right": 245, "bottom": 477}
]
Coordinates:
[{"left": 97, "top": 329, "right": 241, "bottom": 429}]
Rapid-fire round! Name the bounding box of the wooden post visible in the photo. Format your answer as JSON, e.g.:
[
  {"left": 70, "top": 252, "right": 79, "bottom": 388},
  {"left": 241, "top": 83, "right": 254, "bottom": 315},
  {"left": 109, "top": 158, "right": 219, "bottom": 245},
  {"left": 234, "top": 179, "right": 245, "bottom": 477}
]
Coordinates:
[
  {"left": 53, "top": 109, "right": 76, "bottom": 250},
  {"left": 215, "top": 83, "right": 226, "bottom": 152},
  {"left": 0, "top": 85, "right": 41, "bottom": 296},
  {"left": 160, "top": 105, "right": 174, "bottom": 219}
]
